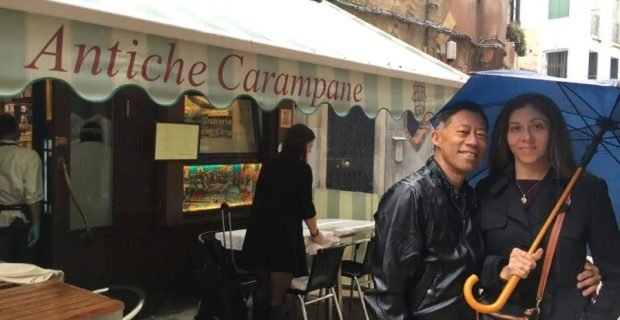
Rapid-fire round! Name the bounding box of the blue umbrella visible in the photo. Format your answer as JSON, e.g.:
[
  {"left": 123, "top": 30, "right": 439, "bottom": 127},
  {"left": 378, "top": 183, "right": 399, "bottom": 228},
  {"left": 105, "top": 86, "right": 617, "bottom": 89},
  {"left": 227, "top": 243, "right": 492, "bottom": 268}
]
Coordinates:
[
  {"left": 442, "top": 69, "right": 620, "bottom": 218},
  {"left": 437, "top": 69, "right": 620, "bottom": 313}
]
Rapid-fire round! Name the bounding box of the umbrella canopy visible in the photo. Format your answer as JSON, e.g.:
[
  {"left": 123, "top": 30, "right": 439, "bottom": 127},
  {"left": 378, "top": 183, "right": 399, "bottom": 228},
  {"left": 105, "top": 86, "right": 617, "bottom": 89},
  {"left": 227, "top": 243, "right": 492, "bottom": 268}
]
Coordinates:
[{"left": 440, "top": 69, "right": 620, "bottom": 221}]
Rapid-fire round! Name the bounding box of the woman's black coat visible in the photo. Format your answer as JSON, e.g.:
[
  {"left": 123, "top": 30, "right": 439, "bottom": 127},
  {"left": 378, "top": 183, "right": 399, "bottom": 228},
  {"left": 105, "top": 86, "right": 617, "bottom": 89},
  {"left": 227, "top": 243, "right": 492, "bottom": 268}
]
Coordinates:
[
  {"left": 240, "top": 153, "right": 316, "bottom": 276},
  {"left": 476, "top": 165, "right": 620, "bottom": 319}
]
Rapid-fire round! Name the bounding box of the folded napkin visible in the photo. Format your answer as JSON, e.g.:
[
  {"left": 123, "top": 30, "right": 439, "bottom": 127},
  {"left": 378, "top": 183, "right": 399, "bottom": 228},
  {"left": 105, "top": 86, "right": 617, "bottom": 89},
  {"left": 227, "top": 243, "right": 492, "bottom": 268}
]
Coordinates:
[
  {"left": 304, "top": 231, "right": 340, "bottom": 255},
  {"left": 0, "top": 263, "right": 64, "bottom": 285}
]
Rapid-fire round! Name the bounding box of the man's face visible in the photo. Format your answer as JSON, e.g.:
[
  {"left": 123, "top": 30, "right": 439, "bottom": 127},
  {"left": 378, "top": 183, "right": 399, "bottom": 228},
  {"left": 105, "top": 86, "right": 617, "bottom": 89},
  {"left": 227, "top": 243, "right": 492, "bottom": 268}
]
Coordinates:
[{"left": 432, "top": 110, "right": 488, "bottom": 179}]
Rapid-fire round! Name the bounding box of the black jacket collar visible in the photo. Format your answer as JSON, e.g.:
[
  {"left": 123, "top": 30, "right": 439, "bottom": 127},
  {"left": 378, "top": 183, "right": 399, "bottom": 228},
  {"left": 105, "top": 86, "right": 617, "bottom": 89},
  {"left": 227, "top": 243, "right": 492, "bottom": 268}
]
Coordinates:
[
  {"left": 426, "top": 156, "right": 474, "bottom": 216},
  {"left": 426, "top": 156, "right": 472, "bottom": 193},
  {"left": 487, "top": 162, "right": 567, "bottom": 227},
  {"left": 488, "top": 162, "right": 565, "bottom": 195}
]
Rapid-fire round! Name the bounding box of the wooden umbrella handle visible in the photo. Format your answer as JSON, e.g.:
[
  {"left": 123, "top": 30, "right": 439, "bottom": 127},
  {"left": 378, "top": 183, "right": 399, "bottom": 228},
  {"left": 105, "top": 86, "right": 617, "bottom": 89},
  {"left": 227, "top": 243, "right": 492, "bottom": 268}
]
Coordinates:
[
  {"left": 463, "top": 274, "right": 520, "bottom": 314},
  {"left": 463, "top": 167, "right": 583, "bottom": 313}
]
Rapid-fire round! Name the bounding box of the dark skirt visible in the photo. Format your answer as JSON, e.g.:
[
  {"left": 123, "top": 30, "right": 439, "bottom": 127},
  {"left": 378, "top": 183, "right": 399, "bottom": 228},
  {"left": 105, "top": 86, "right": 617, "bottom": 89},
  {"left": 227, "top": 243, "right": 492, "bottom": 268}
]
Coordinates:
[{"left": 240, "top": 216, "right": 308, "bottom": 276}]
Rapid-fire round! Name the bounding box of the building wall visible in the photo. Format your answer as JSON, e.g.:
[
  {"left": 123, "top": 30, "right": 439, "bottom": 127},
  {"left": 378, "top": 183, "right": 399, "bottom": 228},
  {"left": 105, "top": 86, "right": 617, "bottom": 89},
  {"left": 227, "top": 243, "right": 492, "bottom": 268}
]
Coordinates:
[
  {"left": 519, "top": 0, "right": 620, "bottom": 80},
  {"left": 332, "top": 0, "right": 517, "bottom": 72}
]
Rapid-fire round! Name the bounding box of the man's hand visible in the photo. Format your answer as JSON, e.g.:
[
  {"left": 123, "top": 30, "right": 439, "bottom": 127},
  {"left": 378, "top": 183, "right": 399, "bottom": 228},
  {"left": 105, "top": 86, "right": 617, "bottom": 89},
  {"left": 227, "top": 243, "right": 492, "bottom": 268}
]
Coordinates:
[
  {"left": 500, "top": 248, "right": 543, "bottom": 280},
  {"left": 27, "top": 223, "right": 40, "bottom": 247},
  {"left": 577, "top": 260, "right": 601, "bottom": 297}
]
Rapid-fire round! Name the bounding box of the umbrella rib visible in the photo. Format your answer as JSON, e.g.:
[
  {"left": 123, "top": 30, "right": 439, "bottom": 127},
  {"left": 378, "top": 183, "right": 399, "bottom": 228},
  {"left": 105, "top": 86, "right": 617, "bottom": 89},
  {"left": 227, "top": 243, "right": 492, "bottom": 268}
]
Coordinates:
[
  {"left": 600, "top": 141, "right": 620, "bottom": 165},
  {"left": 557, "top": 83, "right": 604, "bottom": 137}
]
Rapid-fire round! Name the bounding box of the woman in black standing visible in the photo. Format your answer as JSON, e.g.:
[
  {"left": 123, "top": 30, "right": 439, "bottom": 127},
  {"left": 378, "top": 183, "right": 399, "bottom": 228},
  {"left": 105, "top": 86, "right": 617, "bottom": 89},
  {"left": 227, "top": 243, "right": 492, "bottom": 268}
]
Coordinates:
[
  {"left": 241, "top": 123, "right": 324, "bottom": 320},
  {"left": 476, "top": 94, "right": 620, "bottom": 319}
]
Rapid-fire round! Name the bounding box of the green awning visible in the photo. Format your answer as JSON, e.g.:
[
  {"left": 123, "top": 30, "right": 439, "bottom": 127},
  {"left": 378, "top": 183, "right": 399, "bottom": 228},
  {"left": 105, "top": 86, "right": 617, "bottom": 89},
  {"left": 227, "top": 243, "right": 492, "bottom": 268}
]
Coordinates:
[{"left": 0, "top": 0, "right": 466, "bottom": 118}]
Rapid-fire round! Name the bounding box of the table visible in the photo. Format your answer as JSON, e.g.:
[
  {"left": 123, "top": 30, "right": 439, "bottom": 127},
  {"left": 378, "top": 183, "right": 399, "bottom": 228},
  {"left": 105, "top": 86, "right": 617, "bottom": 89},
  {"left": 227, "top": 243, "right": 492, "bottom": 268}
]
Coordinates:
[
  {"left": 215, "top": 218, "right": 375, "bottom": 252},
  {"left": 214, "top": 218, "right": 375, "bottom": 318},
  {"left": 311, "top": 218, "right": 375, "bottom": 237},
  {"left": 0, "top": 280, "right": 124, "bottom": 320}
]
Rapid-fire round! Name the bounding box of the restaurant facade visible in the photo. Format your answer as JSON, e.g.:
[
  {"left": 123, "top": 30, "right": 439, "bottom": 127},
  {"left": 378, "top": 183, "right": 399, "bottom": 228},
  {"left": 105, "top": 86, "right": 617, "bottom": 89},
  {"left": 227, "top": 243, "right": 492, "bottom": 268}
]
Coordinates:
[{"left": 0, "top": 0, "right": 467, "bottom": 307}]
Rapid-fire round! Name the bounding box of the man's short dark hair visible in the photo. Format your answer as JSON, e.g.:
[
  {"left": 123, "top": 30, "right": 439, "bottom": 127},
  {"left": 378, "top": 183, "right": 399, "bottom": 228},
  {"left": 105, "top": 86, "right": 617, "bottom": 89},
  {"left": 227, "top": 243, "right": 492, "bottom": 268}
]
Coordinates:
[
  {"left": 433, "top": 101, "right": 488, "bottom": 129},
  {"left": 0, "top": 113, "right": 18, "bottom": 138}
]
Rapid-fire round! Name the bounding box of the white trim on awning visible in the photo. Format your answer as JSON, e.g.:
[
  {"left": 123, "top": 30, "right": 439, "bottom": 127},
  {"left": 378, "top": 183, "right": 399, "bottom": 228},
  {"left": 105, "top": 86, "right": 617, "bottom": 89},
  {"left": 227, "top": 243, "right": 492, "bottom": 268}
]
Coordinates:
[{"left": 0, "top": 0, "right": 466, "bottom": 118}]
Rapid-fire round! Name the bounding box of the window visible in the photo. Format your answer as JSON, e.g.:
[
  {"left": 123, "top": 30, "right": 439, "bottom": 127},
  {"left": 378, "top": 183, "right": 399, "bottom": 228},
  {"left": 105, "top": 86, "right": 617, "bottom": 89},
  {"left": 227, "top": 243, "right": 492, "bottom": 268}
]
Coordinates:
[
  {"left": 591, "top": 11, "right": 600, "bottom": 38},
  {"left": 546, "top": 50, "right": 568, "bottom": 78},
  {"left": 588, "top": 52, "right": 598, "bottom": 79},
  {"left": 184, "top": 96, "right": 259, "bottom": 154},
  {"left": 613, "top": 0, "right": 620, "bottom": 43},
  {"left": 69, "top": 97, "right": 113, "bottom": 230},
  {"left": 611, "top": 58, "right": 618, "bottom": 79},
  {"left": 549, "top": 0, "right": 570, "bottom": 19}
]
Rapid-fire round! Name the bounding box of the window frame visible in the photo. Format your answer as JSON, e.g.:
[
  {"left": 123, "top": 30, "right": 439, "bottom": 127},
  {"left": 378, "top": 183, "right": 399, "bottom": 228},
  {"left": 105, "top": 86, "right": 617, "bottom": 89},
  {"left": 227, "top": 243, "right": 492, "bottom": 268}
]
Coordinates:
[
  {"left": 549, "top": 0, "right": 570, "bottom": 19},
  {"left": 545, "top": 50, "right": 569, "bottom": 78}
]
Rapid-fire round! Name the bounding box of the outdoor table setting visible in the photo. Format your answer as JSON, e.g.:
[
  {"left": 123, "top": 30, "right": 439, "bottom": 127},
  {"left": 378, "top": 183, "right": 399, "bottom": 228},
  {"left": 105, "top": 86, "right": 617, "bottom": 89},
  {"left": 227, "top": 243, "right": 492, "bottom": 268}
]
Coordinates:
[{"left": 214, "top": 218, "right": 374, "bottom": 254}]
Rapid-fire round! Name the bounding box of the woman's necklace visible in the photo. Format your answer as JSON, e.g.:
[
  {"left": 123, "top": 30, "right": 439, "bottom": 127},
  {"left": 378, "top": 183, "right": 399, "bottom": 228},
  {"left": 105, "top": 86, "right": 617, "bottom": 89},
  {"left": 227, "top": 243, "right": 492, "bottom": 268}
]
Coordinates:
[{"left": 516, "top": 179, "right": 544, "bottom": 204}]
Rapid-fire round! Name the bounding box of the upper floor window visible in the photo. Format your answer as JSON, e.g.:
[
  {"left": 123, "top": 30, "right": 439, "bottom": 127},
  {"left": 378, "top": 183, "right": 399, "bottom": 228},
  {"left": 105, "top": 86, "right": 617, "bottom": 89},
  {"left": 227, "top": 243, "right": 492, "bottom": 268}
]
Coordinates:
[
  {"left": 549, "top": 0, "right": 570, "bottom": 19},
  {"left": 591, "top": 10, "right": 600, "bottom": 38},
  {"left": 613, "top": 0, "right": 620, "bottom": 43},
  {"left": 588, "top": 51, "right": 598, "bottom": 80},
  {"left": 546, "top": 50, "right": 568, "bottom": 78}
]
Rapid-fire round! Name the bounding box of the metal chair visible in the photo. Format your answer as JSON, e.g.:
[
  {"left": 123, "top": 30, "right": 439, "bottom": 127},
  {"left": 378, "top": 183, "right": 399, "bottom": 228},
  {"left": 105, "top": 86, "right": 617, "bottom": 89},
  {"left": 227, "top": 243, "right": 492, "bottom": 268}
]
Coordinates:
[
  {"left": 340, "top": 237, "right": 375, "bottom": 320},
  {"left": 92, "top": 285, "right": 145, "bottom": 320},
  {"left": 217, "top": 203, "right": 257, "bottom": 288},
  {"left": 197, "top": 231, "right": 256, "bottom": 299},
  {"left": 195, "top": 230, "right": 250, "bottom": 320},
  {"left": 288, "top": 244, "right": 346, "bottom": 320}
]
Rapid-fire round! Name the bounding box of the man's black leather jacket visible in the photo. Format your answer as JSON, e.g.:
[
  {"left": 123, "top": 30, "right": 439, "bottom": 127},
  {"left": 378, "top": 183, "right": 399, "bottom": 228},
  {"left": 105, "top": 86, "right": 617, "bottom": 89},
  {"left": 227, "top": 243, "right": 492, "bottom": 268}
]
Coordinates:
[{"left": 365, "top": 157, "right": 484, "bottom": 320}]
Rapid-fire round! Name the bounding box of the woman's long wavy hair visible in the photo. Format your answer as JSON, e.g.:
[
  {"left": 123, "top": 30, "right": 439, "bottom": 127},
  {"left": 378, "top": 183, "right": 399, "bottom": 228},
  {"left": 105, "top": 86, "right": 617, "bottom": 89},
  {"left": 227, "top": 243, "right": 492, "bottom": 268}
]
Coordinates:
[
  {"left": 281, "top": 123, "right": 315, "bottom": 162},
  {"left": 489, "top": 93, "right": 576, "bottom": 178}
]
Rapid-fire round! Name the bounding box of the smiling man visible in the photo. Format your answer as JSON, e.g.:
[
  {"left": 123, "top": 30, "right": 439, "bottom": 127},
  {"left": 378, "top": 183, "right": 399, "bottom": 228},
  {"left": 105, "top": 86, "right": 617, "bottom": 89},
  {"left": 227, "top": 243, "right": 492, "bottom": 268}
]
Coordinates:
[{"left": 365, "top": 103, "right": 489, "bottom": 320}]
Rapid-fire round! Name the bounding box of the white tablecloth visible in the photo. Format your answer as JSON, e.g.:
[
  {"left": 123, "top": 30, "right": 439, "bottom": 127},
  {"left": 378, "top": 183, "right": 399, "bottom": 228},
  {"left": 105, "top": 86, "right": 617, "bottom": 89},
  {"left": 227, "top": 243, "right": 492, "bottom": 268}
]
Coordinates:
[
  {"left": 0, "top": 263, "right": 64, "bottom": 285},
  {"left": 214, "top": 218, "right": 374, "bottom": 254}
]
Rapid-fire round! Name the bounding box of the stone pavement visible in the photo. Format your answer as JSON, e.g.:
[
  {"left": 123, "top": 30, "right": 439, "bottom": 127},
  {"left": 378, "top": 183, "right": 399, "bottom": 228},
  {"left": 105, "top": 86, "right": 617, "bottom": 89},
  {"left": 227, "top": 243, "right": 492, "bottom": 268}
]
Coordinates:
[{"left": 143, "top": 294, "right": 368, "bottom": 320}]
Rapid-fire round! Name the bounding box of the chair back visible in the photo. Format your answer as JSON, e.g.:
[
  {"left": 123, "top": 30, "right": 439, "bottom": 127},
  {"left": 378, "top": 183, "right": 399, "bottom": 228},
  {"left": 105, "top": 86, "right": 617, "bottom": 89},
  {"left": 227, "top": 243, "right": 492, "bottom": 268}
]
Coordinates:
[
  {"left": 193, "top": 230, "right": 248, "bottom": 320},
  {"left": 360, "top": 237, "right": 376, "bottom": 275},
  {"left": 305, "top": 244, "right": 346, "bottom": 293},
  {"left": 92, "top": 285, "right": 145, "bottom": 320}
]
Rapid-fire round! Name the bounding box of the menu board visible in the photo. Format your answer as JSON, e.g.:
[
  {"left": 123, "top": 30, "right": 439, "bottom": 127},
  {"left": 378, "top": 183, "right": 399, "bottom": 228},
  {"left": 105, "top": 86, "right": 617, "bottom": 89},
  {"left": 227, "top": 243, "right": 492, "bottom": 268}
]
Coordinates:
[
  {"left": 183, "top": 163, "right": 262, "bottom": 212},
  {"left": 154, "top": 123, "right": 200, "bottom": 160}
]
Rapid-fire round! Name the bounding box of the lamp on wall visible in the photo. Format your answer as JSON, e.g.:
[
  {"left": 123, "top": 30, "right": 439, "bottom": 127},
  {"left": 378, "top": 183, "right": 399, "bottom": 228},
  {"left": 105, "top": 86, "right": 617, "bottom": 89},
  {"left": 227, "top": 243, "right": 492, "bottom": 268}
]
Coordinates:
[
  {"left": 446, "top": 40, "right": 457, "bottom": 62},
  {"left": 392, "top": 136, "right": 407, "bottom": 163}
]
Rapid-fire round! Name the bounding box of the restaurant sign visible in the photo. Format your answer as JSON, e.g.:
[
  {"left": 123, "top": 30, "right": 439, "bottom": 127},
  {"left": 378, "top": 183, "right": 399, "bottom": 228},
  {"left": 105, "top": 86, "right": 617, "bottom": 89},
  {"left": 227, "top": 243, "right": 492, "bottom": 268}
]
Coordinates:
[{"left": 0, "top": 9, "right": 457, "bottom": 117}]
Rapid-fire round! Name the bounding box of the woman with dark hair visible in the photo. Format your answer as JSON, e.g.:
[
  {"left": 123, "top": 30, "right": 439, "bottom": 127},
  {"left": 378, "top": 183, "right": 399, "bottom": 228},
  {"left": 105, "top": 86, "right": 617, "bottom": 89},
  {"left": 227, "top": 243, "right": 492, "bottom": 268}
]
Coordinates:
[
  {"left": 241, "top": 123, "right": 325, "bottom": 320},
  {"left": 476, "top": 93, "right": 620, "bottom": 319}
]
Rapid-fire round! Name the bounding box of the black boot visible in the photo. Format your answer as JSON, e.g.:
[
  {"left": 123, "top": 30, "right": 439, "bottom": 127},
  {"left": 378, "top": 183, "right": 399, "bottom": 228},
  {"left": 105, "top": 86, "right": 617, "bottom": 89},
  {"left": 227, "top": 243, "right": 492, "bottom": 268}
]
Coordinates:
[
  {"left": 268, "top": 304, "right": 287, "bottom": 320},
  {"left": 252, "top": 297, "right": 269, "bottom": 320}
]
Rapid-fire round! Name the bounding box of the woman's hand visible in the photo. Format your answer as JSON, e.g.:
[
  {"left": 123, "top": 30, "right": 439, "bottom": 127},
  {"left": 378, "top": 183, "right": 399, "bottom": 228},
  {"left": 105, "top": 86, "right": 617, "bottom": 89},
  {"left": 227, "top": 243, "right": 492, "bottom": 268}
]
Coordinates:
[
  {"left": 500, "top": 248, "right": 543, "bottom": 280},
  {"left": 310, "top": 231, "right": 325, "bottom": 244},
  {"left": 577, "top": 260, "right": 601, "bottom": 297}
]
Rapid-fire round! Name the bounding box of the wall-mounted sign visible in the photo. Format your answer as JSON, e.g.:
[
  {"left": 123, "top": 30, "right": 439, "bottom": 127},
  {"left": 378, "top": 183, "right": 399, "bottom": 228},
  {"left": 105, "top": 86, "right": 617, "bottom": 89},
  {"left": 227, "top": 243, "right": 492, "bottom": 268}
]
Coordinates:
[
  {"left": 183, "top": 163, "right": 262, "bottom": 212},
  {"left": 201, "top": 109, "right": 232, "bottom": 138},
  {"left": 279, "top": 108, "right": 292, "bottom": 128}
]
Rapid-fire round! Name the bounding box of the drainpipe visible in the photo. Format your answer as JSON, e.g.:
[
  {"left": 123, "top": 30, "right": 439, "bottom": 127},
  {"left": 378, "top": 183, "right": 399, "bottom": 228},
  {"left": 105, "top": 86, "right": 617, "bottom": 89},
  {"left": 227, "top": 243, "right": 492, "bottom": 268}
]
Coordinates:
[{"left": 424, "top": 0, "right": 430, "bottom": 53}]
